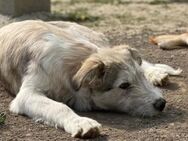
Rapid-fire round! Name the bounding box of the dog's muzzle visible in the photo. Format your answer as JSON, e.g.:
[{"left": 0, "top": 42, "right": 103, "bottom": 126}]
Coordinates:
[{"left": 153, "top": 98, "right": 166, "bottom": 111}]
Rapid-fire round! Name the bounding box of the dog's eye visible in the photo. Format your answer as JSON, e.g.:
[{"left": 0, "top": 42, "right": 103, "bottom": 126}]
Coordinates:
[{"left": 119, "top": 82, "right": 130, "bottom": 89}]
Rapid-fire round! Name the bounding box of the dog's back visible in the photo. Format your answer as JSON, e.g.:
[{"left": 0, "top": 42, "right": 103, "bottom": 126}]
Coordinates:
[{"left": 0, "top": 20, "right": 109, "bottom": 95}]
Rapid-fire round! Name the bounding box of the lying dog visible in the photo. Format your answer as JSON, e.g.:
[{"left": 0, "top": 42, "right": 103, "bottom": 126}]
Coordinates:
[
  {"left": 0, "top": 20, "right": 182, "bottom": 138},
  {"left": 150, "top": 32, "right": 188, "bottom": 49}
]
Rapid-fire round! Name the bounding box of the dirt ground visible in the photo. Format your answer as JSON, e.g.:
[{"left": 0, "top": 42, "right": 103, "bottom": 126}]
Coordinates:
[{"left": 0, "top": 0, "right": 188, "bottom": 140}]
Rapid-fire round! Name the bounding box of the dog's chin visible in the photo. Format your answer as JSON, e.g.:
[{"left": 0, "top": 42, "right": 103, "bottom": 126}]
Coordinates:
[
  {"left": 127, "top": 108, "right": 162, "bottom": 118},
  {"left": 131, "top": 111, "right": 161, "bottom": 118}
]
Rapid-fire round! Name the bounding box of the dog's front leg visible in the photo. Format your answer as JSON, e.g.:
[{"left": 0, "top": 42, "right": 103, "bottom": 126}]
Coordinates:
[
  {"left": 9, "top": 83, "right": 101, "bottom": 138},
  {"left": 141, "top": 60, "right": 182, "bottom": 86}
]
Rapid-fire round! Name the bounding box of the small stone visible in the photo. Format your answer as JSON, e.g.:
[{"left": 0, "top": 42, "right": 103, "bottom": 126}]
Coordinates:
[{"left": 169, "top": 123, "right": 175, "bottom": 126}]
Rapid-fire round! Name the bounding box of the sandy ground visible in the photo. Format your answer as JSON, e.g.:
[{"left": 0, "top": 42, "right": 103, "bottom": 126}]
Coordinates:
[{"left": 0, "top": 0, "right": 188, "bottom": 140}]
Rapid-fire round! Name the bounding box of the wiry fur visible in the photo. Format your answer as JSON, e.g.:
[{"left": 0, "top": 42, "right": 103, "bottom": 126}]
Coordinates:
[{"left": 0, "top": 20, "right": 181, "bottom": 138}]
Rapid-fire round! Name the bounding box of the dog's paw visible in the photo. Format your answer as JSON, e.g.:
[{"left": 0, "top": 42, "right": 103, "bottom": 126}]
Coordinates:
[
  {"left": 64, "top": 117, "right": 101, "bottom": 138},
  {"left": 144, "top": 68, "right": 169, "bottom": 86},
  {"left": 147, "top": 71, "right": 169, "bottom": 86}
]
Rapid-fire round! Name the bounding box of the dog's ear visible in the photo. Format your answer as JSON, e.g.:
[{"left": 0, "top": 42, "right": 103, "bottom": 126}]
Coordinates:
[
  {"left": 72, "top": 58, "right": 105, "bottom": 90},
  {"left": 114, "top": 45, "right": 142, "bottom": 65},
  {"left": 128, "top": 47, "right": 142, "bottom": 65}
]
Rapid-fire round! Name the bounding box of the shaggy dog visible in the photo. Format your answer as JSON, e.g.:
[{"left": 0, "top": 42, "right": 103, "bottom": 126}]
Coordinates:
[{"left": 0, "top": 20, "right": 182, "bottom": 138}]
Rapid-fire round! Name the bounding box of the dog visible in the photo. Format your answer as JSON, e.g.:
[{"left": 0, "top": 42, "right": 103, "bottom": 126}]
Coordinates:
[
  {"left": 0, "top": 20, "right": 182, "bottom": 138},
  {"left": 150, "top": 32, "right": 188, "bottom": 49}
]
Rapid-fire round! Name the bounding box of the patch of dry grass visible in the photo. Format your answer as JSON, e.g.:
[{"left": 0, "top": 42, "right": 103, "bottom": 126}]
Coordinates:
[
  {"left": 149, "top": 0, "right": 169, "bottom": 5},
  {"left": 0, "top": 112, "right": 6, "bottom": 125},
  {"left": 54, "top": 8, "right": 99, "bottom": 22}
]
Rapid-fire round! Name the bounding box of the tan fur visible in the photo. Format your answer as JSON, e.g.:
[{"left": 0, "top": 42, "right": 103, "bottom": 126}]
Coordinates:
[
  {"left": 0, "top": 21, "right": 105, "bottom": 95},
  {"left": 149, "top": 33, "right": 188, "bottom": 49}
]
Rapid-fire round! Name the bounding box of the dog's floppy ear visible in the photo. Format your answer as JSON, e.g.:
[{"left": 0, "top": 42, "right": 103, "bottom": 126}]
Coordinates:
[
  {"left": 72, "top": 58, "right": 105, "bottom": 90},
  {"left": 128, "top": 47, "right": 142, "bottom": 65}
]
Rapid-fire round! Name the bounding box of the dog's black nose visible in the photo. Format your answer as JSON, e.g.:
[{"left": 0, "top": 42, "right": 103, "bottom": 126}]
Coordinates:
[{"left": 153, "top": 98, "right": 166, "bottom": 111}]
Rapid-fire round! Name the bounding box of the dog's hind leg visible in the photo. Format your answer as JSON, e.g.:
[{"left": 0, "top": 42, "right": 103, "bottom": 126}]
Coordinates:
[
  {"left": 9, "top": 70, "right": 101, "bottom": 138},
  {"left": 141, "top": 60, "right": 182, "bottom": 86}
]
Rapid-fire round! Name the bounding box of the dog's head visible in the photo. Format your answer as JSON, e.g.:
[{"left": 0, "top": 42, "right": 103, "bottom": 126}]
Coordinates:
[{"left": 73, "top": 45, "right": 165, "bottom": 117}]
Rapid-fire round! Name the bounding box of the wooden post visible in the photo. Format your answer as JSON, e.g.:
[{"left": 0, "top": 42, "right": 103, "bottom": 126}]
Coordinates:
[{"left": 0, "top": 0, "right": 51, "bottom": 17}]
